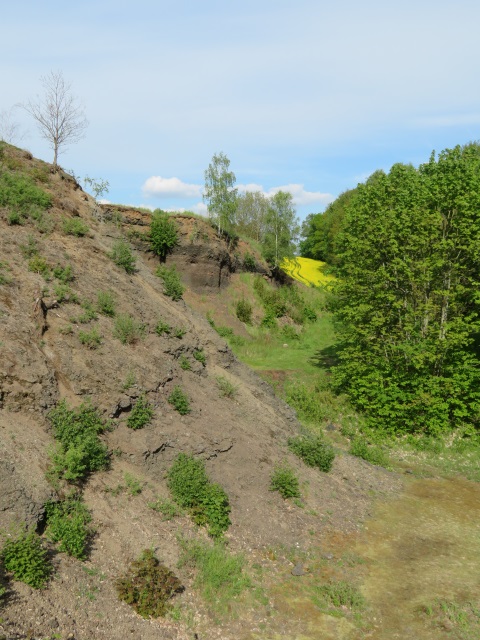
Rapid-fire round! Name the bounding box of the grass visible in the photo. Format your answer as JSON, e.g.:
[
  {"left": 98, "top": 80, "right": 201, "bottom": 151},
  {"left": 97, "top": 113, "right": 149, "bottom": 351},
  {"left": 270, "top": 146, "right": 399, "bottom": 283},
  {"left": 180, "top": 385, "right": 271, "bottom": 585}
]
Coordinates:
[{"left": 178, "top": 538, "right": 251, "bottom": 614}]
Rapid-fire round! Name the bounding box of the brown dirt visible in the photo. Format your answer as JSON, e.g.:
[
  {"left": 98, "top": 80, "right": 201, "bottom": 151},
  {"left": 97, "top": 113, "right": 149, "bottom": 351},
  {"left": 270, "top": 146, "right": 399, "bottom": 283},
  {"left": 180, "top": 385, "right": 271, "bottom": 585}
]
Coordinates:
[{"left": 0, "top": 145, "right": 403, "bottom": 640}]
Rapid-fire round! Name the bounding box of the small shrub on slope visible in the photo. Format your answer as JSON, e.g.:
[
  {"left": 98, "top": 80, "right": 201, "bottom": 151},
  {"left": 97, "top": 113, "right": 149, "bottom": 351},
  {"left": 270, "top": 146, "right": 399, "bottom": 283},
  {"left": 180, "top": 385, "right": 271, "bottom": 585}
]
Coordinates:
[
  {"left": 113, "top": 314, "right": 145, "bottom": 344},
  {"left": 2, "top": 530, "right": 52, "bottom": 588},
  {"left": 236, "top": 298, "right": 252, "bottom": 324},
  {"left": 127, "top": 394, "right": 154, "bottom": 430},
  {"left": 45, "top": 496, "right": 92, "bottom": 559},
  {"left": 150, "top": 211, "right": 178, "bottom": 259},
  {"left": 116, "top": 549, "right": 183, "bottom": 618},
  {"left": 168, "top": 386, "right": 191, "bottom": 415},
  {"left": 270, "top": 464, "right": 300, "bottom": 499},
  {"left": 156, "top": 265, "right": 185, "bottom": 300},
  {"left": 288, "top": 434, "right": 335, "bottom": 472},
  {"left": 111, "top": 239, "right": 136, "bottom": 273}
]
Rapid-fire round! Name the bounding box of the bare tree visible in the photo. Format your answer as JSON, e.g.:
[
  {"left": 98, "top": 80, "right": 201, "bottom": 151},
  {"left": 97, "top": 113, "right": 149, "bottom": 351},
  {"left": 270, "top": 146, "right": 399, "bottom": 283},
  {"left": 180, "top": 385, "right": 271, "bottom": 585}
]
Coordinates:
[
  {"left": 24, "top": 71, "right": 88, "bottom": 170},
  {"left": 0, "top": 106, "right": 26, "bottom": 145}
]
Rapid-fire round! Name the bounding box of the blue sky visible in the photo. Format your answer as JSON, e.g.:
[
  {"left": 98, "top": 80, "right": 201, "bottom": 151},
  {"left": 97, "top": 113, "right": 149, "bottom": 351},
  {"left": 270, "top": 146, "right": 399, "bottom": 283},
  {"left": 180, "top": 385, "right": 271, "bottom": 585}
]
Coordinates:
[{"left": 2, "top": 0, "right": 480, "bottom": 221}]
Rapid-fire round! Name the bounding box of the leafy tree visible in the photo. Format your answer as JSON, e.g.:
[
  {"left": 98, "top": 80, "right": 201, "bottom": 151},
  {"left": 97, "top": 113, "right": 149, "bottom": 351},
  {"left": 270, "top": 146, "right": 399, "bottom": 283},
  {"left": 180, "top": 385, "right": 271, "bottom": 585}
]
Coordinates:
[
  {"left": 203, "top": 152, "right": 237, "bottom": 235},
  {"left": 235, "top": 190, "right": 268, "bottom": 241},
  {"left": 330, "top": 144, "right": 480, "bottom": 436},
  {"left": 24, "top": 71, "right": 88, "bottom": 171},
  {"left": 262, "top": 191, "right": 300, "bottom": 270},
  {"left": 149, "top": 210, "right": 178, "bottom": 261}
]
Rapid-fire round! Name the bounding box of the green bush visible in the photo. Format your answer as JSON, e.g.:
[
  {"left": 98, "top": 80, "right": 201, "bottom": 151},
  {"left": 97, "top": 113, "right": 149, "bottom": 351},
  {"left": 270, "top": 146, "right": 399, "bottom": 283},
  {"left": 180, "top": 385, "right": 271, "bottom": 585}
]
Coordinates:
[
  {"left": 62, "top": 217, "right": 89, "bottom": 237},
  {"left": 167, "top": 453, "right": 231, "bottom": 538},
  {"left": 111, "top": 239, "right": 136, "bottom": 274},
  {"left": 127, "top": 394, "right": 154, "bottom": 430},
  {"left": 243, "top": 252, "right": 256, "bottom": 271},
  {"left": 52, "top": 263, "right": 74, "bottom": 283},
  {"left": 282, "top": 325, "right": 301, "bottom": 341},
  {"left": 317, "top": 580, "right": 365, "bottom": 610},
  {"left": 193, "top": 349, "right": 206, "bottom": 365},
  {"left": 156, "top": 265, "right": 185, "bottom": 300},
  {"left": 96, "top": 290, "right": 116, "bottom": 316},
  {"left": 78, "top": 326, "right": 102, "bottom": 349},
  {"left": 0, "top": 171, "right": 52, "bottom": 215},
  {"left": 2, "top": 530, "right": 52, "bottom": 588},
  {"left": 173, "top": 326, "right": 186, "bottom": 339},
  {"left": 124, "top": 472, "right": 143, "bottom": 495},
  {"left": 168, "top": 386, "right": 191, "bottom": 415},
  {"left": 28, "top": 255, "right": 51, "bottom": 278},
  {"left": 236, "top": 298, "right": 253, "bottom": 324},
  {"left": 260, "top": 309, "right": 277, "bottom": 328},
  {"left": 47, "top": 400, "right": 109, "bottom": 482},
  {"left": 270, "top": 464, "right": 300, "bottom": 499},
  {"left": 150, "top": 211, "right": 178, "bottom": 259},
  {"left": 7, "top": 210, "right": 22, "bottom": 225},
  {"left": 45, "top": 497, "right": 92, "bottom": 559},
  {"left": 350, "top": 437, "right": 389, "bottom": 468},
  {"left": 116, "top": 549, "right": 183, "bottom": 618},
  {"left": 113, "top": 314, "right": 145, "bottom": 344},
  {"left": 288, "top": 434, "right": 335, "bottom": 472},
  {"left": 155, "top": 319, "right": 171, "bottom": 335}
]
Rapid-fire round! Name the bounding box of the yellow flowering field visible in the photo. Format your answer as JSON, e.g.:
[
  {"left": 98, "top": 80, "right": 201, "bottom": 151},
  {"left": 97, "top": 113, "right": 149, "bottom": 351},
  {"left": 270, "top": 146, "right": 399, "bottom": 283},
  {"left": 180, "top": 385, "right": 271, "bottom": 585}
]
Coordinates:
[{"left": 282, "top": 257, "right": 334, "bottom": 287}]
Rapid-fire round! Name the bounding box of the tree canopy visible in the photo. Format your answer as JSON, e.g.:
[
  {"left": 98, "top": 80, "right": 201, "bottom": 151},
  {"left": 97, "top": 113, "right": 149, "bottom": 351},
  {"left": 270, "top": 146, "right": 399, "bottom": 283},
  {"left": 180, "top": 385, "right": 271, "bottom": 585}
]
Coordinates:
[
  {"left": 329, "top": 144, "right": 480, "bottom": 436},
  {"left": 262, "top": 191, "right": 300, "bottom": 270},
  {"left": 203, "top": 152, "right": 237, "bottom": 235}
]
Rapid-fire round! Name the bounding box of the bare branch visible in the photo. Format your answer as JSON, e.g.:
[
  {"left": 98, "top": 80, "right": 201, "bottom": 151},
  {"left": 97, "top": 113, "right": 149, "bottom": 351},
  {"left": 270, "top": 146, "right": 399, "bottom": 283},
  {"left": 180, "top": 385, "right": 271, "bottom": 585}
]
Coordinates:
[
  {"left": 24, "top": 71, "right": 88, "bottom": 170},
  {"left": 0, "top": 106, "right": 27, "bottom": 145}
]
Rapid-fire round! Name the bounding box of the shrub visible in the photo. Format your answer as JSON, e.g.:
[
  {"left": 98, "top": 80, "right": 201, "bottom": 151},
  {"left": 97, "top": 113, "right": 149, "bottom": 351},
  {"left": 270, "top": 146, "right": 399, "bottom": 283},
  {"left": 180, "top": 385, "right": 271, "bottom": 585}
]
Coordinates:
[
  {"left": 179, "top": 355, "right": 191, "bottom": 371},
  {"left": 173, "top": 326, "right": 186, "bottom": 339},
  {"left": 124, "top": 472, "right": 143, "bottom": 495},
  {"left": 2, "top": 530, "right": 52, "bottom": 588},
  {"left": 216, "top": 375, "right": 237, "bottom": 399},
  {"left": 0, "top": 171, "right": 52, "bottom": 215},
  {"left": 260, "top": 309, "right": 277, "bottom": 329},
  {"left": 236, "top": 298, "right": 252, "bottom": 324},
  {"left": 111, "top": 239, "right": 136, "bottom": 274},
  {"left": 167, "top": 453, "right": 231, "bottom": 538},
  {"left": 168, "top": 386, "right": 191, "bottom": 415},
  {"left": 156, "top": 265, "right": 185, "bottom": 300},
  {"left": 116, "top": 549, "right": 183, "bottom": 618},
  {"left": 96, "top": 290, "right": 116, "bottom": 316},
  {"left": 78, "top": 326, "right": 102, "bottom": 349},
  {"left": 150, "top": 211, "right": 178, "bottom": 259},
  {"left": 288, "top": 434, "right": 335, "bottom": 472},
  {"left": 28, "top": 255, "right": 50, "bottom": 278},
  {"left": 155, "top": 319, "right": 171, "bottom": 335},
  {"left": 127, "top": 394, "right": 154, "bottom": 430},
  {"left": 243, "top": 252, "right": 256, "bottom": 271},
  {"left": 7, "top": 210, "right": 22, "bottom": 225},
  {"left": 45, "top": 497, "right": 92, "bottom": 559},
  {"left": 75, "top": 301, "right": 98, "bottom": 324},
  {"left": 270, "top": 464, "right": 300, "bottom": 499},
  {"left": 20, "top": 234, "right": 39, "bottom": 258},
  {"left": 282, "top": 324, "right": 301, "bottom": 341},
  {"left": 52, "top": 263, "right": 74, "bottom": 283},
  {"left": 62, "top": 217, "right": 89, "bottom": 236},
  {"left": 113, "top": 314, "right": 145, "bottom": 344},
  {"left": 350, "top": 437, "right": 389, "bottom": 468},
  {"left": 47, "top": 400, "right": 109, "bottom": 482},
  {"left": 193, "top": 349, "right": 206, "bottom": 365}
]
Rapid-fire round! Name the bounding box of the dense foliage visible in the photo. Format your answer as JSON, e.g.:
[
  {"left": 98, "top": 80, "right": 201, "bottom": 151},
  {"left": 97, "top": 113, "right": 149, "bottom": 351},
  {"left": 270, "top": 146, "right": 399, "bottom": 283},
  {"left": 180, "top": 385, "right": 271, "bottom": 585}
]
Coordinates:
[
  {"left": 330, "top": 144, "right": 480, "bottom": 436},
  {"left": 149, "top": 210, "right": 178, "bottom": 260},
  {"left": 45, "top": 496, "right": 92, "bottom": 559},
  {"left": 2, "top": 531, "right": 52, "bottom": 588}
]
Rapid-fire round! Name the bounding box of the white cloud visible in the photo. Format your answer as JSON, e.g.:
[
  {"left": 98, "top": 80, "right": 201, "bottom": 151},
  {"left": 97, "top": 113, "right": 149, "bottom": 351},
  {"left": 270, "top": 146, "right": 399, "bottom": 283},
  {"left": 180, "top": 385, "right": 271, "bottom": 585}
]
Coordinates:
[
  {"left": 238, "top": 182, "right": 334, "bottom": 207},
  {"left": 191, "top": 202, "right": 208, "bottom": 217},
  {"left": 142, "top": 176, "right": 202, "bottom": 199}
]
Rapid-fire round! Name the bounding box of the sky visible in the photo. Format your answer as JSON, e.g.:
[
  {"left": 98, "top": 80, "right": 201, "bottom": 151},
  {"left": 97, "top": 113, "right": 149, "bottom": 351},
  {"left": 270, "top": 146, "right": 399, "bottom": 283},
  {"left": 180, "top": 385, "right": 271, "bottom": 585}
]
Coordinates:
[{"left": 2, "top": 0, "right": 480, "bottom": 222}]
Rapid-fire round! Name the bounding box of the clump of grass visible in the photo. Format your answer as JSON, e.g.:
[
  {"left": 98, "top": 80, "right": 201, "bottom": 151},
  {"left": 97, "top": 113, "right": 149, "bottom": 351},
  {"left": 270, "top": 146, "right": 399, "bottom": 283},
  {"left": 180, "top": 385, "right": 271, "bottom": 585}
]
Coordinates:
[
  {"left": 193, "top": 349, "right": 206, "bottom": 365},
  {"left": 236, "top": 298, "right": 253, "bottom": 324},
  {"left": 0, "top": 171, "right": 52, "bottom": 217},
  {"left": 52, "top": 263, "right": 74, "bottom": 283},
  {"left": 124, "top": 472, "right": 143, "bottom": 495},
  {"left": 78, "top": 326, "right": 101, "bottom": 349},
  {"left": 116, "top": 549, "right": 183, "bottom": 618},
  {"left": 111, "top": 239, "right": 136, "bottom": 274},
  {"left": 122, "top": 371, "right": 136, "bottom": 390},
  {"left": 350, "top": 437, "right": 389, "bottom": 468},
  {"left": 0, "top": 261, "right": 12, "bottom": 285},
  {"left": 113, "top": 314, "right": 145, "bottom": 344},
  {"left": 168, "top": 386, "right": 191, "bottom": 415},
  {"left": 173, "top": 326, "right": 186, "bottom": 339},
  {"left": 216, "top": 375, "right": 238, "bottom": 399},
  {"left": 270, "top": 464, "right": 300, "bottom": 499},
  {"left": 1, "top": 530, "right": 52, "bottom": 589},
  {"left": 167, "top": 453, "right": 231, "bottom": 538},
  {"left": 155, "top": 319, "right": 171, "bottom": 335},
  {"left": 20, "top": 234, "right": 39, "bottom": 258},
  {"left": 127, "top": 394, "right": 154, "bottom": 430},
  {"left": 178, "top": 538, "right": 251, "bottom": 612},
  {"left": 288, "top": 434, "right": 335, "bottom": 472},
  {"left": 96, "top": 290, "right": 116, "bottom": 316},
  {"left": 315, "top": 580, "right": 365, "bottom": 610},
  {"left": 179, "top": 355, "right": 191, "bottom": 371},
  {"left": 45, "top": 496, "right": 92, "bottom": 559},
  {"left": 75, "top": 300, "right": 98, "bottom": 324},
  {"left": 28, "top": 255, "right": 51, "bottom": 278},
  {"left": 62, "top": 217, "right": 89, "bottom": 237},
  {"left": 156, "top": 265, "right": 185, "bottom": 300},
  {"left": 148, "top": 498, "right": 182, "bottom": 520}
]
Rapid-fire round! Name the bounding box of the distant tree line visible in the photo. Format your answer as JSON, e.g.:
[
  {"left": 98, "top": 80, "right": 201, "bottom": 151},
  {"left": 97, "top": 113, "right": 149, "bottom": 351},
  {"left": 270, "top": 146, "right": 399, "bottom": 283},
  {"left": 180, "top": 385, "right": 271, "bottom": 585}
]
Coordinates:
[{"left": 310, "top": 143, "right": 480, "bottom": 436}]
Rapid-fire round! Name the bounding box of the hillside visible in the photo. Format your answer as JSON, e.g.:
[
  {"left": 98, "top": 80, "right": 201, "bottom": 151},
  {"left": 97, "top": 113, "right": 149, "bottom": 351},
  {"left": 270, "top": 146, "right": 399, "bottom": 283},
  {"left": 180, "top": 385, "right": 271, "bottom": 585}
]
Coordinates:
[{"left": 0, "top": 144, "right": 404, "bottom": 640}]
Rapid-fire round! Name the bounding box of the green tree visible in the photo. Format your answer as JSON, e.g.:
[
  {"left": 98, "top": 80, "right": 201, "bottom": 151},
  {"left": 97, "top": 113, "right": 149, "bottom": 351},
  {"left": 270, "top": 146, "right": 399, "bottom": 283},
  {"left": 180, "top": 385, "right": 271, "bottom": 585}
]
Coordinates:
[
  {"left": 149, "top": 210, "right": 178, "bottom": 261},
  {"left": 262, "top": 191, "right": 300, "bottom": 270},
  {"left": 235, "top": 190, "right": 269, "bottom": 241},
  {"left": 203, "top": 152, "right": 237, "bottom": 235},
  {"left": 330, "top": 144, "right": 480, "bottom": 436}
]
